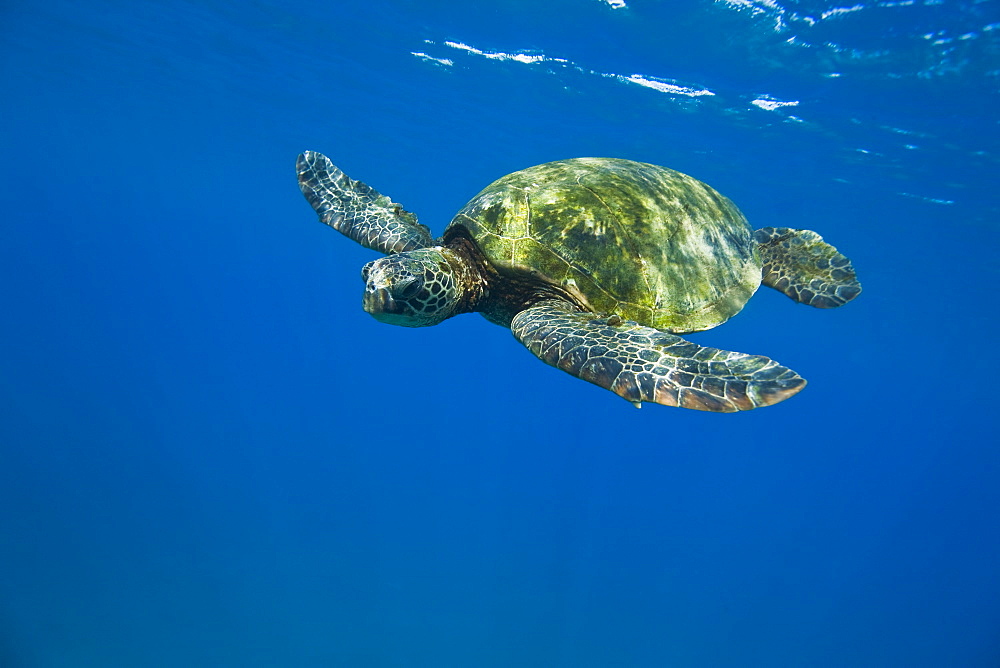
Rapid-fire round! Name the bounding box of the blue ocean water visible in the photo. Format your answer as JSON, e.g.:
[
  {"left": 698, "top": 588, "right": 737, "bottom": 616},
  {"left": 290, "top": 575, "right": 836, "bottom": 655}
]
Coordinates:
[{"left": 2, "top": 0, "right": 999, "bottom": 665}]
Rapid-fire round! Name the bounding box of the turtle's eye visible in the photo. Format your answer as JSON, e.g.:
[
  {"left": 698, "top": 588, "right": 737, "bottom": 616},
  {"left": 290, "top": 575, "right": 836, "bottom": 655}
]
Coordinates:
[{"left": 392, "top": 277, "right": 422, "bottom": 300}]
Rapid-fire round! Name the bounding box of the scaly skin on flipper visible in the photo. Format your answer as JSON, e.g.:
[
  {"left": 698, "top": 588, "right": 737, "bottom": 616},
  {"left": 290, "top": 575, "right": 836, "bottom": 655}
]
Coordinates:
[
  {"left": 297, "top": 151, "right": 433, "bottom": 254},
  {"left": 511, "top": 300, "right": 806, "bottom": 412},
  {"left": 755, "top": 227, "right": 861, "bottom": 308}
]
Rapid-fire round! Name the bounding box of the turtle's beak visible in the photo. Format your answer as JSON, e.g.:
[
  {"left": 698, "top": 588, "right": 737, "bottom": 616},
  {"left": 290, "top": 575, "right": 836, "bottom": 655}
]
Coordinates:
[
  {"left": 364, "top": 286, "right": 427, "bottom": 327},
  {"left": 363, "top": 286, "right": 401, "bottom": 316}
]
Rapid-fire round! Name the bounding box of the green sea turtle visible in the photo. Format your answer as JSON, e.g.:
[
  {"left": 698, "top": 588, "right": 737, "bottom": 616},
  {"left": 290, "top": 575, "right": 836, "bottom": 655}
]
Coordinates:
[{"left": 297, "top": 152, "right": 860, "bottom": 412}]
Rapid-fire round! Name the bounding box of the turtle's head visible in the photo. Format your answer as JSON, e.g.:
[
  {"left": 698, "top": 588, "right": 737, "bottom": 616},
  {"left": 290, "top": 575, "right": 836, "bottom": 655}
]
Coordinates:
[{"left": 361, "top": 248, "right": 461, "bottom": 327}]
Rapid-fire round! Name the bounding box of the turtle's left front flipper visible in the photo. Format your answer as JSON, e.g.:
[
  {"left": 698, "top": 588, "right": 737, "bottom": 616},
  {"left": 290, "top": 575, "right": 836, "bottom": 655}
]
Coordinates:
[
  {"left": 511, "top": 301, "right": 805, "bottom": 412},
  {"left": 755, "top": 227, "right": 861, "bottom": 308},
  {"left": 297, "top": 151, "right": 433, "bottom": 254}
]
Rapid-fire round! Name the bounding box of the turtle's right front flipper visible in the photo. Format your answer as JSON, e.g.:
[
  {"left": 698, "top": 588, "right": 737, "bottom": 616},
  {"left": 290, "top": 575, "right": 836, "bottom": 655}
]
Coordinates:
[
  {"left": 297, "top": 151, "right": 433, "bottom": 254},
  {"left": 511, "top": 301, "right": 806, "bottom": 412}
]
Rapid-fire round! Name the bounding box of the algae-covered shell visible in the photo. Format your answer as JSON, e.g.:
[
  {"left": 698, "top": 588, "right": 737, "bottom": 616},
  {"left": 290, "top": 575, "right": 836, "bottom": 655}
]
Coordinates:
[{"left": 445, "top": 157, "right": 762, "bottom": 333}]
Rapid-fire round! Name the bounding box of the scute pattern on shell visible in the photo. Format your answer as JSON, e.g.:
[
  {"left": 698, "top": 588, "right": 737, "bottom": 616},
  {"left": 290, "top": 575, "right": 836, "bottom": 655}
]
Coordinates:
[{"left": 449, "top": 158, "right": 762, "bottom": 333}]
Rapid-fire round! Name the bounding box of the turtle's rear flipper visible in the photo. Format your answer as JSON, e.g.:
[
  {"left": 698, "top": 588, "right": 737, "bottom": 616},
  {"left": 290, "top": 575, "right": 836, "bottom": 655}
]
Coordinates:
[
  {"left": 755, "top": 227, "right": 861, "bottom": 308},
  {"left": 511, "top": 301, "right": 806, "bottom": 412},
  {"left": 297, "top": 151, "right": 433, "bottom": 255}
]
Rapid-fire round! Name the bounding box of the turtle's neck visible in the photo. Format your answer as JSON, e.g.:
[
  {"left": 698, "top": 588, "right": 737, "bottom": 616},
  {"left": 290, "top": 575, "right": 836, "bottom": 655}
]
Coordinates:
[
  {"left": 439, "top": 237, "right": 489, "bottom": 318},
  {"left": 442, "top": 234, "right": 590, "bottom": 328}
]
